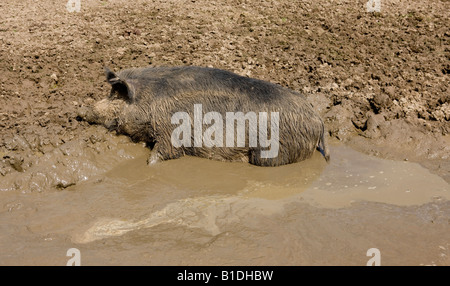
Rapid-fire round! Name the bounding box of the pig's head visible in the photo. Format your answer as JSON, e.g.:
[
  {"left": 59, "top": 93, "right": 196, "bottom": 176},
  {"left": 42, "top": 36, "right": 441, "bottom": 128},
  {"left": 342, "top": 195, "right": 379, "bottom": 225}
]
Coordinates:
[{"left": 78, "top": 67, "right": 148, "bottom": 140}]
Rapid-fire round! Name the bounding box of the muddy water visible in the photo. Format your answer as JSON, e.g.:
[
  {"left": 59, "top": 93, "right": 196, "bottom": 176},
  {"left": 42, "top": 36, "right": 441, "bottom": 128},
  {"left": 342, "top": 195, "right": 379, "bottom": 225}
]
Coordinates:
[{"left": 0, "top": 137, "right": 449, "bottom": 265}]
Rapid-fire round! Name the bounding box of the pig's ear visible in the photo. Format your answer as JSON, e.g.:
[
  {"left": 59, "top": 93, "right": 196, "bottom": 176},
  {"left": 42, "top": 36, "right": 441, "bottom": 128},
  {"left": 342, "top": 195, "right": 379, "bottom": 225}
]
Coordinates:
[
  {"left": 104, "top": 67, "right": 135, "bottom": 102},
  {"left": 104, "top": 66, "right": 119, "bottom": 82}
]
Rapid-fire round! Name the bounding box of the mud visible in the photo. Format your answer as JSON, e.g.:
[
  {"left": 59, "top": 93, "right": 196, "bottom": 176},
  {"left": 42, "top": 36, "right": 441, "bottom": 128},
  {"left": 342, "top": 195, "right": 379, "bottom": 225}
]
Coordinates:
[
  {"left": 0, "top": 0, "right": 449, "bottom": 265},
  {"left": 1, "top": 140, "right": 449, "bottom": 265}
]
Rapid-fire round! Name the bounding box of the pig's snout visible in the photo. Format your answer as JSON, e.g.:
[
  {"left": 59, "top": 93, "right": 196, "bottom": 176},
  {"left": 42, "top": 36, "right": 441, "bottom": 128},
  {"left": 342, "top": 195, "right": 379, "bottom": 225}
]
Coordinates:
[
  {"left": 77, "top": 106, "right": 98, "bottom": 123},
  {"left": 77, "top": 99, "right": 125, "bottom": 131}
]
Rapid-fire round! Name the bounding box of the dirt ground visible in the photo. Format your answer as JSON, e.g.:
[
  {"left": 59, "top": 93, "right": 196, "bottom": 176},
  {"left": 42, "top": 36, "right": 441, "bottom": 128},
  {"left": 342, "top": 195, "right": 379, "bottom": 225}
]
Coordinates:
[
  {"left": 1, "top": 0, "right": 449, "bottom": 181},
  {"left": 0, "top": 0, "right": 449, "bottom": 265}
]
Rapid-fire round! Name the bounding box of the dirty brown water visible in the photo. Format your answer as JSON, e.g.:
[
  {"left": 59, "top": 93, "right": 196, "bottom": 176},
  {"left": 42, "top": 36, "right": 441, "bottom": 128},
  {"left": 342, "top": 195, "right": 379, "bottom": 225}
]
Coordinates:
[{"left": 0, "top": 136, "right": 449, "bottom": 265}]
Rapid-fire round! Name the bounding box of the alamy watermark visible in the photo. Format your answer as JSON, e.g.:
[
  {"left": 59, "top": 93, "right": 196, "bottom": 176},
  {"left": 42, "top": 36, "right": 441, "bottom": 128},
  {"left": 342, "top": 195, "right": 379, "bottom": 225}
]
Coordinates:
[
  {"left": 66, "top": 248, "right": 81, "bottom": 266},
  {"left": 67, "top": 0, "right": 380, "bottom": 14},
  {"left": 66, "top": 0, "right": 81, "bottom": 13},
  {"left": 171, "top": 104, "right": 280, "bottom": 159},
  {"left": 366, "top": 0, "right": 381, "bottom": 13},
  {"left": 64, "top": 247, "right": 379, "bottom": 265},
  {"left": 366, "top": 248, "right": 381, "bottom": 266}
]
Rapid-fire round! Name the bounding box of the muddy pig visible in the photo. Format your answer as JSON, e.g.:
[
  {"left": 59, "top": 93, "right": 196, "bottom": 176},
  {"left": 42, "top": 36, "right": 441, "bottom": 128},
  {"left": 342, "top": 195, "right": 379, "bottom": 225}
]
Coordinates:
[{"left": 79, "top": 66, "right": 330, "bottom": 166}]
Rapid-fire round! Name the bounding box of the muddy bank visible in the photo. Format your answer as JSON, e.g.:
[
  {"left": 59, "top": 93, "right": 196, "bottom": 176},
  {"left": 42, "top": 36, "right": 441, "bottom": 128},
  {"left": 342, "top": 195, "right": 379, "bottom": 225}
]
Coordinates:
[
  {"left": 0, "top": 126, "right": 148, "bottom": 192},
  {"left": 309, "top": 94, "right": 450, "bottom": 183}
]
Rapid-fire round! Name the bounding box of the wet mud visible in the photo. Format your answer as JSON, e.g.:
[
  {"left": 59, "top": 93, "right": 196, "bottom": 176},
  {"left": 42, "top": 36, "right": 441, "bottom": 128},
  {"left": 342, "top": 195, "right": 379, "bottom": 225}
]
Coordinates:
[
  {"left": 0, "top": 0, "right": 449, "bottom": 265},
  {"left": 1, "top": 139, "right": 449, "bottom": 265}
]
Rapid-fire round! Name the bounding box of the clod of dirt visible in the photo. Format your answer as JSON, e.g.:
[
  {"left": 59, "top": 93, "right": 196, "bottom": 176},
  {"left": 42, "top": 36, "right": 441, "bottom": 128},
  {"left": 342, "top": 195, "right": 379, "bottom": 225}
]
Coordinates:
[
  {"left": 6, "top": 156, "right": 24, "bottom": 172},
  {"left": 363, "top": 113, "right": 386, "bottom": 139},
  {"left": 370, "top": 93, "right": 392, "bottom": 113},
  {"left": 325, "top": 105, "right": 356, "bottom": 140}
]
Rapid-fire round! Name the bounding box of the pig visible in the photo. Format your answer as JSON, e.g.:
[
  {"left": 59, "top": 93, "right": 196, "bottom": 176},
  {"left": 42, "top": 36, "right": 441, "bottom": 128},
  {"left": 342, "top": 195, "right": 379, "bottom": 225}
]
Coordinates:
[{"left": 79, "top": 66, "right": 330, "bottom": 166}]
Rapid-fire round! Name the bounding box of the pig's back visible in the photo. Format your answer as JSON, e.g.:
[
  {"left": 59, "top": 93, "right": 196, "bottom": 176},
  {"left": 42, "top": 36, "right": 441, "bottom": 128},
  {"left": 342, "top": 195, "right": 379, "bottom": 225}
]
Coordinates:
[{"left": 118, "top": 66, "right": 303, "bottom": 104}]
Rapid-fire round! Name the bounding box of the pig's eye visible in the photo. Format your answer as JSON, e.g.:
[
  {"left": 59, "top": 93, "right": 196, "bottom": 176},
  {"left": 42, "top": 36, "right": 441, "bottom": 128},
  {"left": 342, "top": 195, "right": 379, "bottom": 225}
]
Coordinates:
[{"left": 105, "top": 118, "right": 118, "bottom": 130}]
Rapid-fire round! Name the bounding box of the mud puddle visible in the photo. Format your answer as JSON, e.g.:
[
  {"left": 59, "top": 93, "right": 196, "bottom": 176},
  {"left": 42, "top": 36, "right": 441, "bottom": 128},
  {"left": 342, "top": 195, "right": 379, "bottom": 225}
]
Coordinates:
[{"left": 0, "top": 139, "right": 449, "bottom": 265}]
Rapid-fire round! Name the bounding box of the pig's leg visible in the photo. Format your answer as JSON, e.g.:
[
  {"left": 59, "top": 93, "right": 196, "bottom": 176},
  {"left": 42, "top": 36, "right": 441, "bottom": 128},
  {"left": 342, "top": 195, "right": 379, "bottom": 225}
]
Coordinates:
[
  {"left": 249, "top": 145, "right": 309, "bottom": 167},
  {"left": 147, "top": 150, "right": 163, "bottom": 165},
  {"left": 147, "top": 138, "right": 184, "bottom": 165}
]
